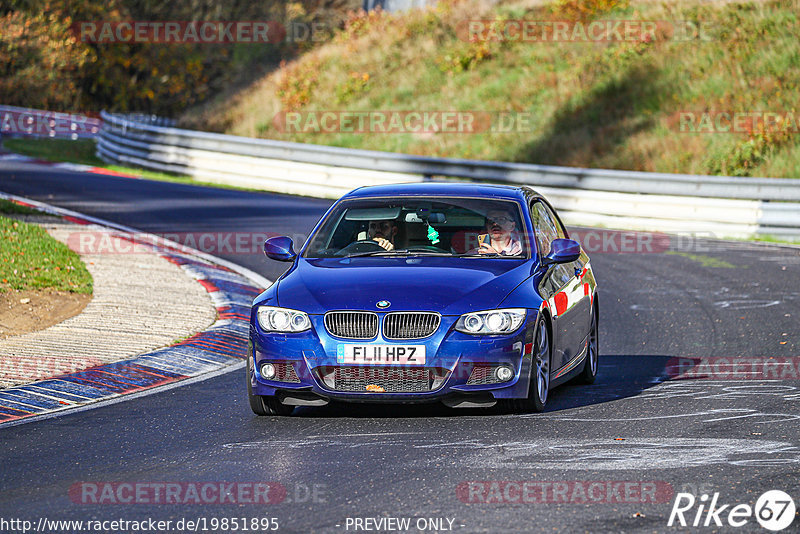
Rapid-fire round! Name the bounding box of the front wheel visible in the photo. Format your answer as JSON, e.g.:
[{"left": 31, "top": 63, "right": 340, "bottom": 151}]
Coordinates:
[
  {"left": 247, "top": 358, "right": 294, "bottom": 416},
  {"left": 502, "top": 317, "right": 551, "bottom": 413}
]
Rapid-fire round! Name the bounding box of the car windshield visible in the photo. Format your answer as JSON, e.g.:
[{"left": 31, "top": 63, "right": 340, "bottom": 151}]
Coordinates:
[{"left": 302, "top": 196, "right": 530, "bottom": 259}]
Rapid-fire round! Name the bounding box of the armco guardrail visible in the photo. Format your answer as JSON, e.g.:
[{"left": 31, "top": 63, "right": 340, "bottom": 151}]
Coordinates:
[
  {"left": 0, "top": 105, "right": 101, "bottom": 139},
  {"left": 97, "top": 111, "right": 800, "bottom": 240},
  {"left": 111, "top": 113, "right": 176, "bottom": 128}
]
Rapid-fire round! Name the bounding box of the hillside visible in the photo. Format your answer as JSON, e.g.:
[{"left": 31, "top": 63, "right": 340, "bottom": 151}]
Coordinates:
[
  {"left": 180, "top": 0, "right": 800, "bottom": 178},
  {"left": 1, "top": 0, "right": 359, "bottom": 115}
]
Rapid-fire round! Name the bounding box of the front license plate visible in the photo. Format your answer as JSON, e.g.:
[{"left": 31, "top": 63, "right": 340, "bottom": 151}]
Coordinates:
[{"left": 337, "top": 344, "right": 426, "bottom": 365}]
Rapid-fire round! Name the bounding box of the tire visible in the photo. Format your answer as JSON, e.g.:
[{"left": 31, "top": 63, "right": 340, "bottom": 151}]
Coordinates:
[
  {"left": 577, "top": 305, "right": 599, "bottom": 385},
  {"left": 502, "top": 317, "right": 551, "bottom": 413},
  {"left": 247, "top": 358, "right": 294, "bottom": 416}
]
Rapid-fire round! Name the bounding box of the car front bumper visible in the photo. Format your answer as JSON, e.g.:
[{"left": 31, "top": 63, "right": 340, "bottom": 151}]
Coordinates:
[{"left": 248, "top": 311, "right": 538, "bottom": 404}]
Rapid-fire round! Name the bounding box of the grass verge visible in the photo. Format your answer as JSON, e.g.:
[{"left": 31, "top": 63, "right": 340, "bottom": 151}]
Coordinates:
[
  {"left": 0, "top": 199, "right": 40, "bottom": 216},
  {"left": 0, "top": 201, "right": 93, "bottom": 294}
]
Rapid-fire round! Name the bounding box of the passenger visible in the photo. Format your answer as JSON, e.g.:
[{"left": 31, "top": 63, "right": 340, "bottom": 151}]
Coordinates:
[{"left": 474, "top": 209, "right": 522, "bottom": 255}]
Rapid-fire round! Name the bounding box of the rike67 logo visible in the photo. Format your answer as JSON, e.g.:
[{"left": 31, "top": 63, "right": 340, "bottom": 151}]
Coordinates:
[{"left": 668, "top": 490, "right": 796, "bottom": 531}]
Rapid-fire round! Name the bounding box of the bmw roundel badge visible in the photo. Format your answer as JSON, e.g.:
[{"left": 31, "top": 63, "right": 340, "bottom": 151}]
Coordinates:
[{"left": 376, "top": 300, "right": 391, "bottom": 309}]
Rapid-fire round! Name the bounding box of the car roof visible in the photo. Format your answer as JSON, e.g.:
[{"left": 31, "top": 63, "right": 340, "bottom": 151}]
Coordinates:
[{"left": 342, "top": 182, "right": 535, "bottom": 202}]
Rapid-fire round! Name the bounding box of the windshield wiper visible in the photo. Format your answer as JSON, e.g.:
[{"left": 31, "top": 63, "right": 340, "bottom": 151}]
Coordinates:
[
  {"left": 343, "top": 249, "right": 453, "bottom": 258},
  {"left": 453, "top": 252, "right": 503, "bottom": 257},
  {"left": 341, "top": 250, "right": 399, "bottom": 258}
]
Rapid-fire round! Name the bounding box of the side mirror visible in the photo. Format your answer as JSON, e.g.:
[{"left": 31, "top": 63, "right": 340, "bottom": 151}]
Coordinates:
[
  {"left": 542, "top": 238, "right": 581, "bottom": 266},
  {"left": 264, "top": 236, "right": 297, "bottom": 262}
]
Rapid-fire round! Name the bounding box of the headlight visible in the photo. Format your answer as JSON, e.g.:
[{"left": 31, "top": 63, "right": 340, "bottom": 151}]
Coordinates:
[
  {"left": 257, "top": 306, "right": 311, "bottom": 332},
  {"left": 455, "top": 309, "right": 526, "bottom": 335}
]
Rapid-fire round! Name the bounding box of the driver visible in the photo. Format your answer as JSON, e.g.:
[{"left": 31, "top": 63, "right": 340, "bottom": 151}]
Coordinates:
[{"left": 366, "top": 219, "right": 398, "bottom": 251}]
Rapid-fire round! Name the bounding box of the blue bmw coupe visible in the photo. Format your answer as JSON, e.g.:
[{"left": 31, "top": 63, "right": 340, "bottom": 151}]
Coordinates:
[{"left": 248, "top": 183, "right": 598, "bottom": 415}]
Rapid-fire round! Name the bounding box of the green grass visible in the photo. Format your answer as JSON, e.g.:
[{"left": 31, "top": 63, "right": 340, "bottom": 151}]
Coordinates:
[
  {"left": 2, "top": 138, "right": 269, "bottom": 193},
  {"left": 0, "top": 214, "right": 93, "bottom": 294},
  {"left": 0, "top": 199, "right": 40, "bottom": 216},
  {"left": 3, "top": 138, "right": 100, "bottom": 166},
  {"left": 182, "top": 0, "right": 800, "bottom": 178}
]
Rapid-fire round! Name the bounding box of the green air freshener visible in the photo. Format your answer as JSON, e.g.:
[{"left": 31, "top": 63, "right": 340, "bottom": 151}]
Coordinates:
[{"left": 426, "top": 223, "right": 440, "bottom": 245}]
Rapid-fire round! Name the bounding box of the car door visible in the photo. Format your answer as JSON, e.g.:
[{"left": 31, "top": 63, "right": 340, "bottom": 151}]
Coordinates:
[
  {"left": 546, "top": 204, "right": 592, "bottom": 358},
  {"left": 532, "top": 201, "right": 588, "bottom": 373}
]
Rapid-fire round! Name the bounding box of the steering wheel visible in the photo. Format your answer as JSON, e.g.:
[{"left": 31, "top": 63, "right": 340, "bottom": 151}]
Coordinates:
[{"left": 336, "top": 239, "right": 386, "bottom": 255}]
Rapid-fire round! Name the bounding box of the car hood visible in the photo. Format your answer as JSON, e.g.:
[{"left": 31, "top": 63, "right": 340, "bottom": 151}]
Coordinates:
[{"left": 276, "top": 257, "right": 533, "bottom": 315}]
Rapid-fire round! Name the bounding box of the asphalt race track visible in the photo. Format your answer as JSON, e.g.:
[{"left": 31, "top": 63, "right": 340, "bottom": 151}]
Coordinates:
[{"left": 1, "top": 161, "right": 799, "bottom": 533}]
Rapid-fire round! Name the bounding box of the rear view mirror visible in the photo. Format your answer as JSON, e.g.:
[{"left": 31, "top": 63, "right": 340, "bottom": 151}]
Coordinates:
[{"left": 407, "top": 210, "right": 446, "bottom": 224}]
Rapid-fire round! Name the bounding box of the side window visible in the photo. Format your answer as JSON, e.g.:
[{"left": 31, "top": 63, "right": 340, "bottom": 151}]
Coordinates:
[
  {"left": 540, "top": 202, "right": 567, "bottom": 239},
  {"left": 531, "top": 202, "right": 559, "bottom": 256}
]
